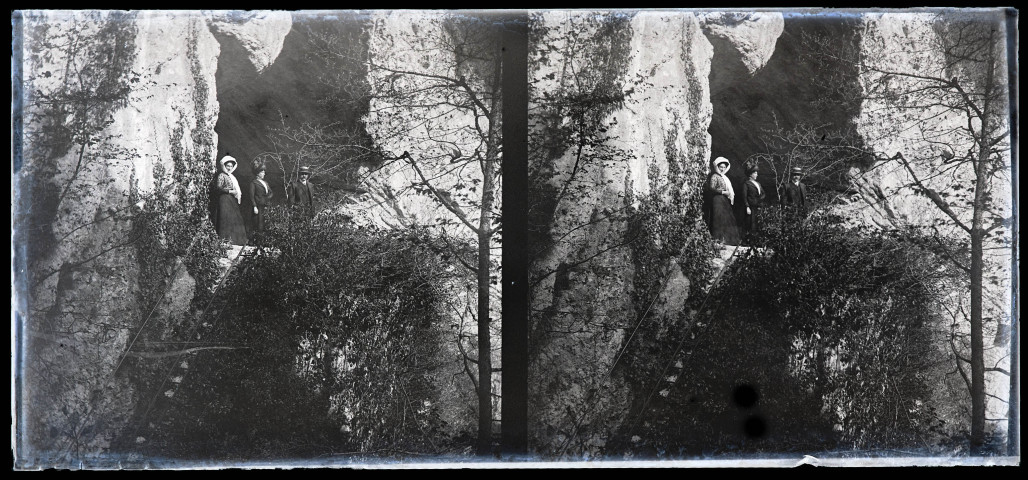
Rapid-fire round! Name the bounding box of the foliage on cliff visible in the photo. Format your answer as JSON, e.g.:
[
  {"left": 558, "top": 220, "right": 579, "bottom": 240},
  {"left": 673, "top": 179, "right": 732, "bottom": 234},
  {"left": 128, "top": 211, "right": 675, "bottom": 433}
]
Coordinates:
[
  {"left": 18, "top": 11, "right": 140, "bottom": 270},
  {"left": 618, "top": 213, "right": 959, "bottom": 456},
  {"left": 126, "top": 209, "right": 463, "bottom": 459}
]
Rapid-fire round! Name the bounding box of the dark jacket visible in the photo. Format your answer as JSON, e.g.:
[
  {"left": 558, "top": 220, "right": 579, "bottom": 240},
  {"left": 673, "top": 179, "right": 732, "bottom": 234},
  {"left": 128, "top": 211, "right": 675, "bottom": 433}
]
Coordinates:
[
  {"left": 744, "top": 179, "right": 766, "bottom": 238},
  {"left": 783, "top": 182, "right": 807, "bottom": 210},
  {"left": 249, "top": 178, "right": 273, "bottom": 233},
  {"left": 744, "top": 179, "right": 765, "bottom": 209},
  {"left": 287, "top": 180, "right": 314, "bottom": 209},
  {"left": 249, "top": 178, "right": 273, "bottom": 208}
]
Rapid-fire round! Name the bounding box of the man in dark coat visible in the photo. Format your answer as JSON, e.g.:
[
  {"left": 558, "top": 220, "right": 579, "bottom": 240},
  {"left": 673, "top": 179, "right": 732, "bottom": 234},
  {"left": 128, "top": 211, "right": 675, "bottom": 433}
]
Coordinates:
[
  {"left": 782, "top": 167, "right": 808, "bottom": 219},
  {"left": 286, "top": 165, "right": 315, "bottom": 219}
]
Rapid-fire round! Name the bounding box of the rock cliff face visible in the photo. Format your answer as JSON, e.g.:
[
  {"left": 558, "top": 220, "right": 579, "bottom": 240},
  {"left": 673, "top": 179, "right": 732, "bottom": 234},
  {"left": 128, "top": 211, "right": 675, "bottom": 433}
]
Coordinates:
[
  {"left": 14, "top": 11, "right": 289, "bottom": 466},
  {"left": 526, "top": 10, "right": 782, "bottom": 455},
  {"left": 208, "top": 11, "right": 291, "bottom": 74},
  {"left": 343, "top": 12, "right": 500, "bottom": 238},
  {"left": 840, "top": 12, "right": 1014, "bottom": 429},
  {"left": 843, "top": 13, "right": 1013, "bottom": 233}
]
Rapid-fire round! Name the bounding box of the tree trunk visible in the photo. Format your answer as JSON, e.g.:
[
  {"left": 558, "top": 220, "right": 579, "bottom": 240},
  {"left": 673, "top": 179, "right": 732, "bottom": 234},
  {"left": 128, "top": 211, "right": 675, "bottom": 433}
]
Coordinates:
[
  {"left": 968, "top": 33, "right": 997, "bottom": 453},
  {"left": 969, "top": 229, "right": 986, "bottom": 453},
  {"left": 477, "top": 154, "right": 495, "bottom": 456}
]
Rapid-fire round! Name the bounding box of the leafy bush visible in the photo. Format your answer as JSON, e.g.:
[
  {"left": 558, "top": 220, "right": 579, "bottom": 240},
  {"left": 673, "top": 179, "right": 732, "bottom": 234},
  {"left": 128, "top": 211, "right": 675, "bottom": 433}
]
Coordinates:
[
  {"left": 618, "top": 212, "right": 955, "bottom": 456},
  {"left": 130, "top": 208, "right": 461, "bottom": 459}
]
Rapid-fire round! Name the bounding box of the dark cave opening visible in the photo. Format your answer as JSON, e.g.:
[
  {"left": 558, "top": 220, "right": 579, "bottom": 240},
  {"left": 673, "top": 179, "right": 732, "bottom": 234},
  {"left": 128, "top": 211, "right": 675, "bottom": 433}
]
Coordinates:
[
  {"left": 705, "top": 15, "right": 864, "bottom": 231},
  {"left": 211, "top": 14, "right": 369, "bottom": 229}
]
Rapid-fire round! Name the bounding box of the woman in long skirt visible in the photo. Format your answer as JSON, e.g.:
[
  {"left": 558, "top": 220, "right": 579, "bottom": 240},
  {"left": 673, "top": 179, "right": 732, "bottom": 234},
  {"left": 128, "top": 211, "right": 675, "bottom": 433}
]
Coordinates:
[
  {"left": 705, "top": 156, "right": 740, "bottom": 245},
  {"left": 743, "top": 164, "right": 766, "bottom": 244},
  {"left": 248, "top": 160, "right": 273, "bottom": 240},
  {"left": 211, "top": 155, "right": 248, "bottom": 246}
]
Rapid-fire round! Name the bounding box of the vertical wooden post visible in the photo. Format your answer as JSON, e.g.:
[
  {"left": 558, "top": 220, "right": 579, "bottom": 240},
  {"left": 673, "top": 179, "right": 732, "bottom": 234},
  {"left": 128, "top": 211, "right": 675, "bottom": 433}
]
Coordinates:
[{"left": 501, "top": 11, "right": 529, "bottom": 456}]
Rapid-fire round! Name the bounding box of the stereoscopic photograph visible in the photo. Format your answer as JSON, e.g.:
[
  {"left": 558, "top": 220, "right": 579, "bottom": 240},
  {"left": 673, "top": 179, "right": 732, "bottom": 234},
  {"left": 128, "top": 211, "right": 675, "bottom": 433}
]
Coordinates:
[{"left": 11, "top": 8, "right": 1018, "bottom": 469}]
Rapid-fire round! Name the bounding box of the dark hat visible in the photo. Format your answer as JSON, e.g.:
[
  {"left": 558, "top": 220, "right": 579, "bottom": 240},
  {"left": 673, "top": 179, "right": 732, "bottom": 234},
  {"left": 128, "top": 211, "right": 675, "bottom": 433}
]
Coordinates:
[{"left": 298, "top": 166, "right": 311, "bottom": 176}]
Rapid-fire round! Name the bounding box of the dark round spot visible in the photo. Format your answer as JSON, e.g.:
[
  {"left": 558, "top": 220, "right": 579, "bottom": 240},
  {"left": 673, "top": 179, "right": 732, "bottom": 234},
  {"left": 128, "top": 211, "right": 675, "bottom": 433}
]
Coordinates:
[
  {"left": 733, "top": 384, "right": 758, "bottom": 408},
  {"left": 744, "top": 415, "right": 767, "bottom": 438}
]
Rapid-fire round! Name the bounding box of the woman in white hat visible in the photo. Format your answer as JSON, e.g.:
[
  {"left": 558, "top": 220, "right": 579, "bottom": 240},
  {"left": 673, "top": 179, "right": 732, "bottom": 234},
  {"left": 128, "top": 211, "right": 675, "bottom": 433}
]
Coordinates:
[
  {"left": 211, "top": 155, "right": 248, "bottom": 246},
  {"left": 705, "top": 156, "right": 740, "bottom": 245}
]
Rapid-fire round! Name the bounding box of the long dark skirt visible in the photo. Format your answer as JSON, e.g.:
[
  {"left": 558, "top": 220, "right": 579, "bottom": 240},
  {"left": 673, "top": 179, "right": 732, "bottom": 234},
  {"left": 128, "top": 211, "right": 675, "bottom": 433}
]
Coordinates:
[
  {"left": 709, "top": 195, "right": 740, "bottom": 246},
  {"left": 214, "top": 194, "right": 248, "bottom": 246},
  {"left": 251, "top": 208, "right": 267, "bottom": 234},
  {"left": 745, "top": 207, "right": 762, "bottom": 243}
]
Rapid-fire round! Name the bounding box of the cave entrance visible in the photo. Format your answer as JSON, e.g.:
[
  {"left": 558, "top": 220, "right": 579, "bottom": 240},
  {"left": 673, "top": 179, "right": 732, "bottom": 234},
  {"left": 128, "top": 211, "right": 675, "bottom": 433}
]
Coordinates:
[
  {"left": 706, "top": 14, "right": 862, "bottom": 227},
  {"left": 210, "top": 15, "right": 368, "bottom": 229}
]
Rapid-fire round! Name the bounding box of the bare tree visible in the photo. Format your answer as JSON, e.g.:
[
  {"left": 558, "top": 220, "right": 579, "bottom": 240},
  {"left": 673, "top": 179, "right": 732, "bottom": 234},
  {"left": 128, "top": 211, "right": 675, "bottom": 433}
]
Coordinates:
[
  {"left": 777, "top": 13, "right": 1013, "bottom": 452},
  {"left": 748, "top": 121, "right": 868, "bottom": 204},
  {"left": 303, "top": 13, "right": 503, "bottom": 454},
  {"left": 254, "top": 118, "right": 378, "bottom": 192}
]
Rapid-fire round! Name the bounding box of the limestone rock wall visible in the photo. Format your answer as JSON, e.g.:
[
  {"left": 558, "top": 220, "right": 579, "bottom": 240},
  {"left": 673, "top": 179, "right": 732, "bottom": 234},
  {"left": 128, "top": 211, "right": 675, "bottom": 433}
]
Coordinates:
[
  {"left": 526, "top": 10, "right": 721, "bottom": 455},
  {"left": 343, "top": 11, "right": 500, "bottom": 238},
  {"left": 14, "top": 10, "right": 289, "bottom": 466}
]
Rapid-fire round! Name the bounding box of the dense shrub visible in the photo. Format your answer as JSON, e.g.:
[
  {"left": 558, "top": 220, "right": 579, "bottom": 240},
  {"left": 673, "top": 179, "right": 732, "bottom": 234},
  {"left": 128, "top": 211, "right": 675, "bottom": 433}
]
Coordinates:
[
  {"left": 128, "top": 208, "right": 461, "bottom": 459},
  {"left": 617, "top": 211, "right": 955, "bottom": 456}
]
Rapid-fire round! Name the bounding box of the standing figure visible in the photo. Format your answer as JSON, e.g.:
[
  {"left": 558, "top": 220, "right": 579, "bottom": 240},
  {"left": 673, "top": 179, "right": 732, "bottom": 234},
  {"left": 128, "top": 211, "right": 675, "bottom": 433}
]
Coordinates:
[
  {"left": 248, "top": 160, "right": 273, "bottom": 238},
  {"left": 705, "top": 157, "right": 740, "bottom": 245},
  {"left": 286, "top": 165, "right": 315, "bottom": 219},
  {"left": 743, "top": 164, "right": 766, "bottom": 244},
  {"left": 783, "top": 166, "right": 808, "bottom": 218},
  {"left": 211, "top": 155, "right": 248, "bottom": 246}
]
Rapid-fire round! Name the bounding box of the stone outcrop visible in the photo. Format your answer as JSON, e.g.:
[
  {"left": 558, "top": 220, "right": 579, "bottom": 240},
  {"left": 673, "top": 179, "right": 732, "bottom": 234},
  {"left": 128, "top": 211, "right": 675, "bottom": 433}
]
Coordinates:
[
  {"left": 208, "top": 11, "right": 292, "bottom": 74},
  {"left": 699, "top": 11, "right": 784, "bottom": 95},
  {"left": 13, "top": 10, "right": 290, "bottom": 467}
]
